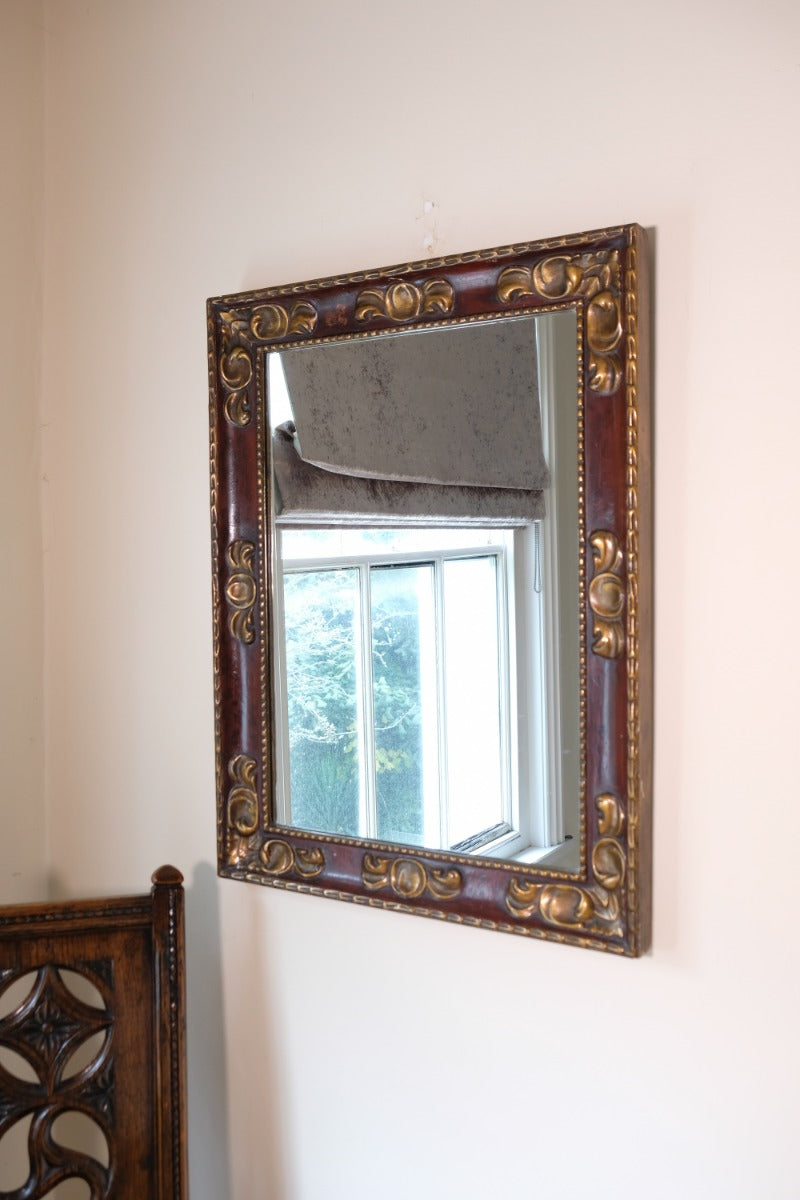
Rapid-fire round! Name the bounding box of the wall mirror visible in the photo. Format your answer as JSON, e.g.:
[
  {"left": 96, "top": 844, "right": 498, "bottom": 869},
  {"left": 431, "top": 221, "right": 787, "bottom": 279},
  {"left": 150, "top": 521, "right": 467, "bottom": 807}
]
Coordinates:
[{"left": 208, "top": 224, "right": 652, "bottom": 955}]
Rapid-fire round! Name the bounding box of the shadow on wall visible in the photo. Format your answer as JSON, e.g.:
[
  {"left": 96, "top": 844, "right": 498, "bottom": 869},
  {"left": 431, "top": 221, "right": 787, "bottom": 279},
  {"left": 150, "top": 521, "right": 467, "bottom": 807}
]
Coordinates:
[
  {"left": 186, "top": 860, "right": 234, "bottom": 1199},
  {"left": 187, "top": 862, "right": 290, "bottom": 1198},
  {"left": 212, "top": 869, "right": 292, "bottom": 1199}
]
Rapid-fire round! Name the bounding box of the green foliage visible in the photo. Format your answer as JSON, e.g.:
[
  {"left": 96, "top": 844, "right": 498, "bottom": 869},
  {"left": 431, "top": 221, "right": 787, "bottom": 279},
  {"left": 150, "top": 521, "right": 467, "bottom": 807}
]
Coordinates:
[{"left": 283, "top": 565, "right": 427, "bottom": 843}]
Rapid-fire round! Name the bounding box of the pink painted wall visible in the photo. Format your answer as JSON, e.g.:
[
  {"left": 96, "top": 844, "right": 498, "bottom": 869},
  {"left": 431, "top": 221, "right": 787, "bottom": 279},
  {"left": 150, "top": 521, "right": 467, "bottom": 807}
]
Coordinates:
[{"left": 4, "top": 1, "right": 797, "bottom": 1195}]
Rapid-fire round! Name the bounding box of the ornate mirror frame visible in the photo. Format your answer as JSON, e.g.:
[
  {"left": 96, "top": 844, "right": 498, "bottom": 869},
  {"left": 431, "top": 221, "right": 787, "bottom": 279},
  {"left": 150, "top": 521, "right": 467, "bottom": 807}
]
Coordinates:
[{"left": 207, "top": 223, "right": 652, "bottom": 955}]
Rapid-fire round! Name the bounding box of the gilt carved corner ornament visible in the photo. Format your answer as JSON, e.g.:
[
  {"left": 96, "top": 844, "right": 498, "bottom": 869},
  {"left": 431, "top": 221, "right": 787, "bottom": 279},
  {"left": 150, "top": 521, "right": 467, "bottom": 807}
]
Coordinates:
[
  {"left": 589, "top": 531, "right": 626, "bottom": 658},
  {"left": 505, "top": 795, "right": 626, "bottom": 938},
  {"left": 496, "top": 249, "right": 623, "bottom": 394},
  {"left": 208, "top": 224, "right": 652, "bottom": 955},
  {"left": 218, "top": 301, "right": 318, "bottom": 426}
]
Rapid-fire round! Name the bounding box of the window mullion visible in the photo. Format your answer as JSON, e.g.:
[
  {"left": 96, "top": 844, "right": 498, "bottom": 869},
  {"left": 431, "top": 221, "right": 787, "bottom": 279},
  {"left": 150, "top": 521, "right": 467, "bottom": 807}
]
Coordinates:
[
  {"left": 434, "top": 555, "right": 449, "bottom": 850},
  {"left": 273, "top": 532, "right": 292, "bottom": 825},
  {"left": 357, "top": 563, "right": 378, "bottom": 840},
  {"left": 495, "top": 544, "right": 515, "bottom": 833}
]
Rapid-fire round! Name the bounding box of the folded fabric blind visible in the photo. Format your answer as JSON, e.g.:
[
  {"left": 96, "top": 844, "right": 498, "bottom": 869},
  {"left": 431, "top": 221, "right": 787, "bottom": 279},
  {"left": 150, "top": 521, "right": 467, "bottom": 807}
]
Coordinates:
[{"left": 272, "top": 317, "right": 549, "bottom": 527}]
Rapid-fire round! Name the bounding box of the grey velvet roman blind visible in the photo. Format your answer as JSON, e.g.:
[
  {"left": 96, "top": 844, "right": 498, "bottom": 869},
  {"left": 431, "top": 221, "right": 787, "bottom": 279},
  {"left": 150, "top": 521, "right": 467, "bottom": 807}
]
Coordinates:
[{"left": 271, "top": 318, "right": 549, "bottom": 527}]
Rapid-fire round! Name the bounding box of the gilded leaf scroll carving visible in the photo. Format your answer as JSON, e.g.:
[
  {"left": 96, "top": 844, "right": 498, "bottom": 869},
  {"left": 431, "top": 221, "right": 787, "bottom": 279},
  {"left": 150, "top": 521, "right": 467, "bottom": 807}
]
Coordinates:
[
  {"left": 227, "top": 754, "right": 258, "bottom": 836},
  {"left": 496, "top": 250, "right": 623, "bottom": 394},
  {"left": 505, "top": 794, "right": 626, "bottom": 938},
  {"left": 260, "top": 839, "right": 325, "bottom": 879},
  {"left": 225, "top": 540, "right": 257, "bottom": 644},
  {"left": 355, "top": 279, "right": 454, "bottom": 324},
  {"left": 589, "top": 530, "right": 625, "bottom": 658},
  {"left": 362, "top": 854, "right": 462, "bottom": 901},
  {"left": 218, "top": 302, "right": 317, "bottom": 426},
  {"left": 218, "top": 310, "right": 255, "bottom": 426},
  {"left": 250, "top": 301, "right": 317, "bottom": 341}
]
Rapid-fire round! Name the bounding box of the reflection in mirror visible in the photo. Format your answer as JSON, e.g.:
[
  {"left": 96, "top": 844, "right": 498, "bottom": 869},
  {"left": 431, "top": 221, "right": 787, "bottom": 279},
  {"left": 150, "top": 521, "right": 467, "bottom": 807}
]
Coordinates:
[{"left": 268, "top": 311, "right": 580, "bottom": 870}]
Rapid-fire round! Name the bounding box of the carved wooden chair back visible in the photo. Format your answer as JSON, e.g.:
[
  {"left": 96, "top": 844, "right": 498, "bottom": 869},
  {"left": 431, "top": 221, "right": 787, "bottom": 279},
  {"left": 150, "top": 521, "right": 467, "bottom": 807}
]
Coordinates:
[{"left": 0, "top": 866, "right": 187, "bottom": 1199}]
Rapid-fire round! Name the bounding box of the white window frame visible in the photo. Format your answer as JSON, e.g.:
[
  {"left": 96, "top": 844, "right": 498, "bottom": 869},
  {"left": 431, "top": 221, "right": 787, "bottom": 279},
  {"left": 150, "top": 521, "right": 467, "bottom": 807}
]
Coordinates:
[{"left": 275, "top": 536, "right": 515, "bottom": 851}]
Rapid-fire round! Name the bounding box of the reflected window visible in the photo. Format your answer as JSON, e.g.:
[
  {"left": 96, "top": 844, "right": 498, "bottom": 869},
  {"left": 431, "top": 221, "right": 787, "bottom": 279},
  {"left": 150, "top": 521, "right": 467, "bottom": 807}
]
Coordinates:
[{"left": 277, "top": 529, "right": 513, "bottom": 852}]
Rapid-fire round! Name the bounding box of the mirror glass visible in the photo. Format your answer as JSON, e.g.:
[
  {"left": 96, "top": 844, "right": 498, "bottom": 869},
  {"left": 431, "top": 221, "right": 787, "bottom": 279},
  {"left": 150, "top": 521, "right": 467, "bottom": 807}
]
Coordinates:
[{"left": 268, "top": 310, "right": 581, "bottom": 871}]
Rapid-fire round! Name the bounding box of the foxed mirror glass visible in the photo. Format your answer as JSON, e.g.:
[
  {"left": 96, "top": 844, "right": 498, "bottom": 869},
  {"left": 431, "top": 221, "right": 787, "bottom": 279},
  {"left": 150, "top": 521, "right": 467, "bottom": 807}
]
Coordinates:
[{"left": 208, "top": 224, "right": 652, "bottom": 955}]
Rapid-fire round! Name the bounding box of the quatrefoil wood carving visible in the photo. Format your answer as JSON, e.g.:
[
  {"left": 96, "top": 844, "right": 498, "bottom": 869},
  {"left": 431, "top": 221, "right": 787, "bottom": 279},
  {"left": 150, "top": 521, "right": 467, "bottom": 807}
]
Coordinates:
[{"left": 0, "top": 963, "right": 114, "bottom": 1200}]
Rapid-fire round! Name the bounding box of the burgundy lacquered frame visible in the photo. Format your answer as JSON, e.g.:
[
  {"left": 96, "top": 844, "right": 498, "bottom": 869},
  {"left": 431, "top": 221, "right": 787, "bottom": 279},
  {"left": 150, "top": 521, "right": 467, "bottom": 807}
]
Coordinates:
[{"left": 207, "top": 224, "right": 651, "bottom": 955}]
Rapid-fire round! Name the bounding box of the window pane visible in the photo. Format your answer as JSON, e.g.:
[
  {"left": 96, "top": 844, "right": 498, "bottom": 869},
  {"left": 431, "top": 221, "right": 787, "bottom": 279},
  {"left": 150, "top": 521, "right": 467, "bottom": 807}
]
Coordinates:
[
  {"left": 443, "top": 557, "right": 504, "bottom": 847},
  {"left": 370, "top": 564, "right": 437, "bottom": 847},
  {"left": 282, "top": 568, "right": 361, "bottom": 837}
]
